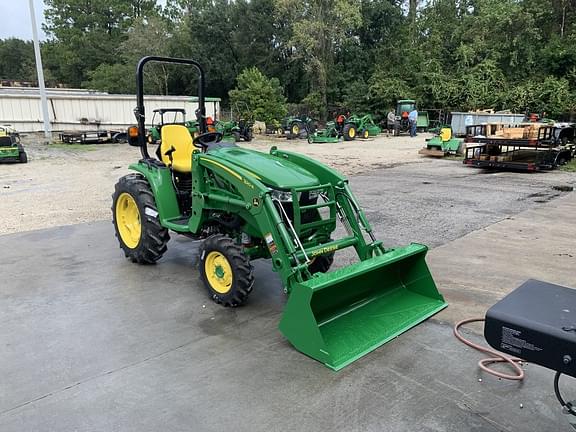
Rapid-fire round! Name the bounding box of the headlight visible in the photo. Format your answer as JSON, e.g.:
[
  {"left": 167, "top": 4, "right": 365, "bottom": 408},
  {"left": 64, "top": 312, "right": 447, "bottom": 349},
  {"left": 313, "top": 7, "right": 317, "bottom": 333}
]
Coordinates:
[{"left": 270, "top": 189, "right": 295, "bottom": 202}]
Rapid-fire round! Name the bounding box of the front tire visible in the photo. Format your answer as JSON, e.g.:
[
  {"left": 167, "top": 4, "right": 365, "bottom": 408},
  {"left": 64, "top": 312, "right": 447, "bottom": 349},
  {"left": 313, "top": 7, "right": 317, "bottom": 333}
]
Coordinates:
[
  {"left": 19, "top": 151, "right": 28, "bottom": 163},
  {"left": 199, "top": 235, "right": 254, "bottom": 307},
  {"left": 112, "top": 173, "right": 169, "bottom": 264}
]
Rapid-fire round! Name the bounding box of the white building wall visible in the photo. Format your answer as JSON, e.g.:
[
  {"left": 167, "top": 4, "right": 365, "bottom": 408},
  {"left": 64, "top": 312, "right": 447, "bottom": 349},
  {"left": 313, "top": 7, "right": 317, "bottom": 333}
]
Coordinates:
[{"left": 0, "top": 90, "right": 221, "bottom": 132}]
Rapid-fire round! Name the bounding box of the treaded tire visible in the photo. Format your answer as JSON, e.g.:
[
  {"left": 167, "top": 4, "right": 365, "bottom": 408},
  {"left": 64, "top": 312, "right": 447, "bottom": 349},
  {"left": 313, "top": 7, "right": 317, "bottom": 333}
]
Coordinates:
[
  {"left": 19, "top": 151, "right": 28, "bottom": 163},
  {"left": 112, "top": 173, "right": 169, "bottom": 264},
  {"left": 233, "top": 131, "right": 241, "bottom": 142},
  {"left": 343, "top": 123, "right": 356, "bottom": 141},
  {"left": 199, "top": 234, "right": 254, "bottom": 307},
  {"left": 290, "top": 122, "right": 301, "bottom": 136},
  {"left": 308, "top": 252, "right": 335, "bottom": 274}
]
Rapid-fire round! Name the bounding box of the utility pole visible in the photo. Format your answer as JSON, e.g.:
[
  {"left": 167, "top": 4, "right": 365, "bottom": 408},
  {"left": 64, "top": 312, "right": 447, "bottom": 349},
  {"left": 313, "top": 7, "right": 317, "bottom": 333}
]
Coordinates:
[{"left": 28, "top": 0, "right": 52, "bottom": 140}]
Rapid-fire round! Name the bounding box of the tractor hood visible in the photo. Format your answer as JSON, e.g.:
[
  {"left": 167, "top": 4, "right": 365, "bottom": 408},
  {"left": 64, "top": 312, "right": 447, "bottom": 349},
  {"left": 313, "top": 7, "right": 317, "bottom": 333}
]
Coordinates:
[{"left": 208, "top": 147, "right": 320, "bottom": 190}]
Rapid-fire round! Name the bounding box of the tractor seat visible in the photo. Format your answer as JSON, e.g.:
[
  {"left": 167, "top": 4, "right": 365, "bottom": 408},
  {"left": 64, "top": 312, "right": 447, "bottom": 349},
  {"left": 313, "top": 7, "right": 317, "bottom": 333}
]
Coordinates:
[
  {"left": 160, "top": 124, "right": 193, "bottom": 172},
  {"left": 439, "top": 127, "right": 452, "bottom": 142}
]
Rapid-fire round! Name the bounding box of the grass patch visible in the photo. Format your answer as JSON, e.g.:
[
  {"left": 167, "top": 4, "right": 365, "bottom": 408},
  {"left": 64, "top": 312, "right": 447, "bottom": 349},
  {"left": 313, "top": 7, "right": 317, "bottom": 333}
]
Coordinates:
[
  {"left": 560, "top": 159, "right": 576, "bottom": 172},
  {"left": 47, "top": 142, "right": 101, "bottom": 151}
]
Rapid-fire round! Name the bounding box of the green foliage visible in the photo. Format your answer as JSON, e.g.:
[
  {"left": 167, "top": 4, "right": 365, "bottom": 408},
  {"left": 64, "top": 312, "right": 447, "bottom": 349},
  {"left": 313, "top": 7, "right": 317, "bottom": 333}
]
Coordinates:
[
  {"left": 0, "top": 39, "right": 36, "bottom": 81},
  {"left": 2, "top": 0, "right": 576, "bottom": 120},
  {"left": 229, "top": 67, "right": 287, "bottom": 124}
]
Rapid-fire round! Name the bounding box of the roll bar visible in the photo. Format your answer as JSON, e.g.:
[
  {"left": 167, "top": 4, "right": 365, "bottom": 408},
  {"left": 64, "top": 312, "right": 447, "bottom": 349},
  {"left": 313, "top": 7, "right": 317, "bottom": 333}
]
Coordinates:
[{"left": 134, "top": 56, "right": 206, "bottom": 159}]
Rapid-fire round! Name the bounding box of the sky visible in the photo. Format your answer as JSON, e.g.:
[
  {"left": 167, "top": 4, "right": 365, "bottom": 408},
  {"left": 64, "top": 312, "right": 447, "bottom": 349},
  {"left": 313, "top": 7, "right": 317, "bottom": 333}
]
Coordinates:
[{"left": 0, "top": 0, "right": 47, "bottom": 41}]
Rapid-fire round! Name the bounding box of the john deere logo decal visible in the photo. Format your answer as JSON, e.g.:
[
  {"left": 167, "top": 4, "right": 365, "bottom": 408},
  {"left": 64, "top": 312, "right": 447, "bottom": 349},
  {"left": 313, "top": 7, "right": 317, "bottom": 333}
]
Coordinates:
[{"left": 252, "top": 197, "right": 260, "bottom": 207}]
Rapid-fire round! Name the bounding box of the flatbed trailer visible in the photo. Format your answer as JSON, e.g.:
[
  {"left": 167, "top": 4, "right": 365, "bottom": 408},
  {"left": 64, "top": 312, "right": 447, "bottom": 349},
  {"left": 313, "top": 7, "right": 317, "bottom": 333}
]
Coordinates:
[
  {"left": 463, "top": 124, "right": 574, "bottom": 172},
  {"left": 59, "top": 130, "right": 127, "bottom": 144}
]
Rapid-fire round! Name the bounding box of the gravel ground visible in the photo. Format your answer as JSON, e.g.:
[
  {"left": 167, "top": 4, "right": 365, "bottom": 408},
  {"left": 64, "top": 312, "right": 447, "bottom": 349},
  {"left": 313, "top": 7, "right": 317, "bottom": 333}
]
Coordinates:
[
  {"left": 0, "top": 132, "right": 426, "bottom": 235},
  {"left": 0, "top": 132, "right": 574, "bottom": 241}
]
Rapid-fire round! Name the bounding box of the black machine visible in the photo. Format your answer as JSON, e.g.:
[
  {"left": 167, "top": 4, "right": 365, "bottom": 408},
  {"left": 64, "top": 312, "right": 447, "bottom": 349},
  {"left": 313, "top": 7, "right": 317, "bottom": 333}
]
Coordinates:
[{"left": 485, "top": 279, "right": 576, "bottom": 421}]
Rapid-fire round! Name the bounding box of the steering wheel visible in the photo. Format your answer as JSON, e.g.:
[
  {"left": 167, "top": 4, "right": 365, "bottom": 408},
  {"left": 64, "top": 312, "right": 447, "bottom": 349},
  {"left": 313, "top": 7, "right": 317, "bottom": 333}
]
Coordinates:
[{"left": 193, "top": 132, "right": 223, "bottom": 149}]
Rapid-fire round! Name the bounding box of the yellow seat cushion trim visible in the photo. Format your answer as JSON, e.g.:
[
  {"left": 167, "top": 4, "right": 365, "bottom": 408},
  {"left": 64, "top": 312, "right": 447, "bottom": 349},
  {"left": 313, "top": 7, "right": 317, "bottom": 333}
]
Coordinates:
[{"left": 160, "top": 125, "right": 193, "bottom": 172}]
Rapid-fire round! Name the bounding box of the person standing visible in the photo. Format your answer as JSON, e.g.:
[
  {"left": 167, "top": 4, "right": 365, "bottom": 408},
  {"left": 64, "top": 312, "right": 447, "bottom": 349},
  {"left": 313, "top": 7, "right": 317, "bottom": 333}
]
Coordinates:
[
  {"left": 408, "top": 108, "right": 418, "bottom": 137},
  {"left": 386, "top": 109, "right": 396, "bottom": 136}
]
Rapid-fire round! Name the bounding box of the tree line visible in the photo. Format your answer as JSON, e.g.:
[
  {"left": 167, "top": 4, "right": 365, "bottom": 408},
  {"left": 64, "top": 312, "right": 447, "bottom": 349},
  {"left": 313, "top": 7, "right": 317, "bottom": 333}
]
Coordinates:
[{"left": 2, "top": 0, "right": 576, "bottom": 121}]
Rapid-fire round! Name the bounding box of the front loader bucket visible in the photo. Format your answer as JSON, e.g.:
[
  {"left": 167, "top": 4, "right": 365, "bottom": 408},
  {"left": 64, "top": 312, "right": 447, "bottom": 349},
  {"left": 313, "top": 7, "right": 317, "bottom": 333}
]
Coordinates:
[{"left": 279, "top": 243, "right": 447, "bottom": 370}]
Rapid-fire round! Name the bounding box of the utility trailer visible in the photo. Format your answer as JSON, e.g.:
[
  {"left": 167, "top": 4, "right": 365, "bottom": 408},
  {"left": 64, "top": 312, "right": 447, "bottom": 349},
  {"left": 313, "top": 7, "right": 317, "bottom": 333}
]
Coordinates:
[
  {"left": 463, "top": 124, "right": 574, "bottom": 172},
  {"left": 59, "top": 130, "right": 127, "bottom": 144}
]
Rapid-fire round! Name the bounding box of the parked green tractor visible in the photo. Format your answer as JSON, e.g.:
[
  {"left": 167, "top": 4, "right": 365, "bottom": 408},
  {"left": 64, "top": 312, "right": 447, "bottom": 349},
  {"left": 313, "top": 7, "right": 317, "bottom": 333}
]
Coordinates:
[
  {"left": 113, "top": 57, "right": 447, "bottom": 370},
  {"left": 394, "top": 99, "right": 416, "bottom": 136},
  {"left": 344, "top": 114, "right": 382, "bottom": 140},
  {"left": 282, "top": 115, "right": 315, "bottom": 138},
  {"left": 147, "top": 108, "right": 199, "bottom": 144},
  {"left": 0, "top": 126, "right": 27, "bottom": 163},
  {"left": 215, "top": 119, "right": 253, "bottom": 143},
  {"left": 419, "top": 126, "right": 461, "bottom": 157}
]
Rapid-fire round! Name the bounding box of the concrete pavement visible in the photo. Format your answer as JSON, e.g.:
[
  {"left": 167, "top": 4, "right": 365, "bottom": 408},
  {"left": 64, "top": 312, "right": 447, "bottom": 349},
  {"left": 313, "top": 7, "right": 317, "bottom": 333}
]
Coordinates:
[
  {"left": 1, "top": 161, "right": 575, "bottom": 431},
  {"left": 0, "top": 222, "right": 567, "bottom": 431}
]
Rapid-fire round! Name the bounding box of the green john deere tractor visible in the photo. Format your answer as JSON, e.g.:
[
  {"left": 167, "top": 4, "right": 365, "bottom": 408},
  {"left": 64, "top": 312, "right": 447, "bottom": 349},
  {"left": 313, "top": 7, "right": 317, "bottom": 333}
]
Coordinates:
[
  {"left": 394, "top": 99, "right": 416, "bottom": 136},
  {"left": 147, "top": 108, "right": 199, "bottom": 144},
  {"left": 215, "top": 118, "right": 253, "bottom": 143},
  {"left": 343, "top": 114, "right": 382, "bottom": 140},
  {"left": 282, "top": 115, "right": 315, "bottom": 139},
  {"left": 112, "top": 56, "right": 447, "bottom": 370},
  {"left": 0, "top": 126, "right": 27, "bottom": 163}
]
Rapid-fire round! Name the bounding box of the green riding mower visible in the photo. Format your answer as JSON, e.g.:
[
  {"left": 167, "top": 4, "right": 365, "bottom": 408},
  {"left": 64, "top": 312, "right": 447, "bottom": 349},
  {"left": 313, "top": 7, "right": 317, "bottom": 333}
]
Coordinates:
[
  {"left": 147, "top": 108, "right": 199, "bottom": 144},
  {"left": 419, "top": 126, "right": 461, "bottom": 157},
  {"left": 0, "top": 126, "right": 27, "bottom": 163},
  {"left": 113, "top": 56, "right": 447, "bottom": 370},
  {"left": 343, "top": 114, "right": 382, "bottom": 141}
]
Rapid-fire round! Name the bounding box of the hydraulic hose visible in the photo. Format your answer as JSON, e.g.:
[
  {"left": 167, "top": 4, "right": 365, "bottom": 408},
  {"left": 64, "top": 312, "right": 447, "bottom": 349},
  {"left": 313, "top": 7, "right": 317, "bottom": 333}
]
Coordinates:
[
  {"left": 453, "top": 318, "right": 525, "bottom": 381},
  {"left": 554, "top": 372, "right": 576, "bottom": 416}
]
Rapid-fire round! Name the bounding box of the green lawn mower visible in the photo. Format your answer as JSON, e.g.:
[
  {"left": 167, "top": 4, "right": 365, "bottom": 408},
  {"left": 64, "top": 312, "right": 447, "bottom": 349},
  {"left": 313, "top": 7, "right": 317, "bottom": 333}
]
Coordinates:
[
  {"left": 419, "top": 126, "right": 462, "bottom": 157},
  {"left": 112, "top": 56, "right": 447, "bottom": 370},
  {"left": 0, "top": 126, "right": 27, "bottom": 163}
]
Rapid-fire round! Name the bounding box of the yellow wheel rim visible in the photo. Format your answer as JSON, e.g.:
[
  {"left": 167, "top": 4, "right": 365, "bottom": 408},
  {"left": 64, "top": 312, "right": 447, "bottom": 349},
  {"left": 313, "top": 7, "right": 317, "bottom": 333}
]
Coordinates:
[
  {"left": 115, "top": 192, "right": 141, "bottom": 249},
  {"left": 292, "top": 124, "right": 300, "bottom": 135},
  {"left": 364, "top": 130, "right": 369, "bottom": 139},
  {"left": 349, "top": 127, "right": 356, "bottom": 138},
  {"left": 205, "top": 251, "right": 233, "bottom": 294}
]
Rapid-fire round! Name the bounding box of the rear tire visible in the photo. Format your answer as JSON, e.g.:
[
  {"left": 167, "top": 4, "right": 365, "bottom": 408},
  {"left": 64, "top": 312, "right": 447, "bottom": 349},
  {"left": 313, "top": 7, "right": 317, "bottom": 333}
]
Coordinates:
[
  {"left": 343, "top": 124, "right": 356, "bottom": 141},
  {"left": 233, "top": 131, "right": 241, "bottom": 142},
  {"left": 112, "top": 173, "right": 169, "bottom": 264},
  {"left": 19, "top": 151, "right": 27, "bottom": 163},
  {"left": 199, "top": 234, "right": 254, "bottom": 307},
  {"left": 308, "top": 252, "right": 335, "bottom": 274},
  {"left": 290, "top": 122, "right": 301, "bottom": 136}
]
